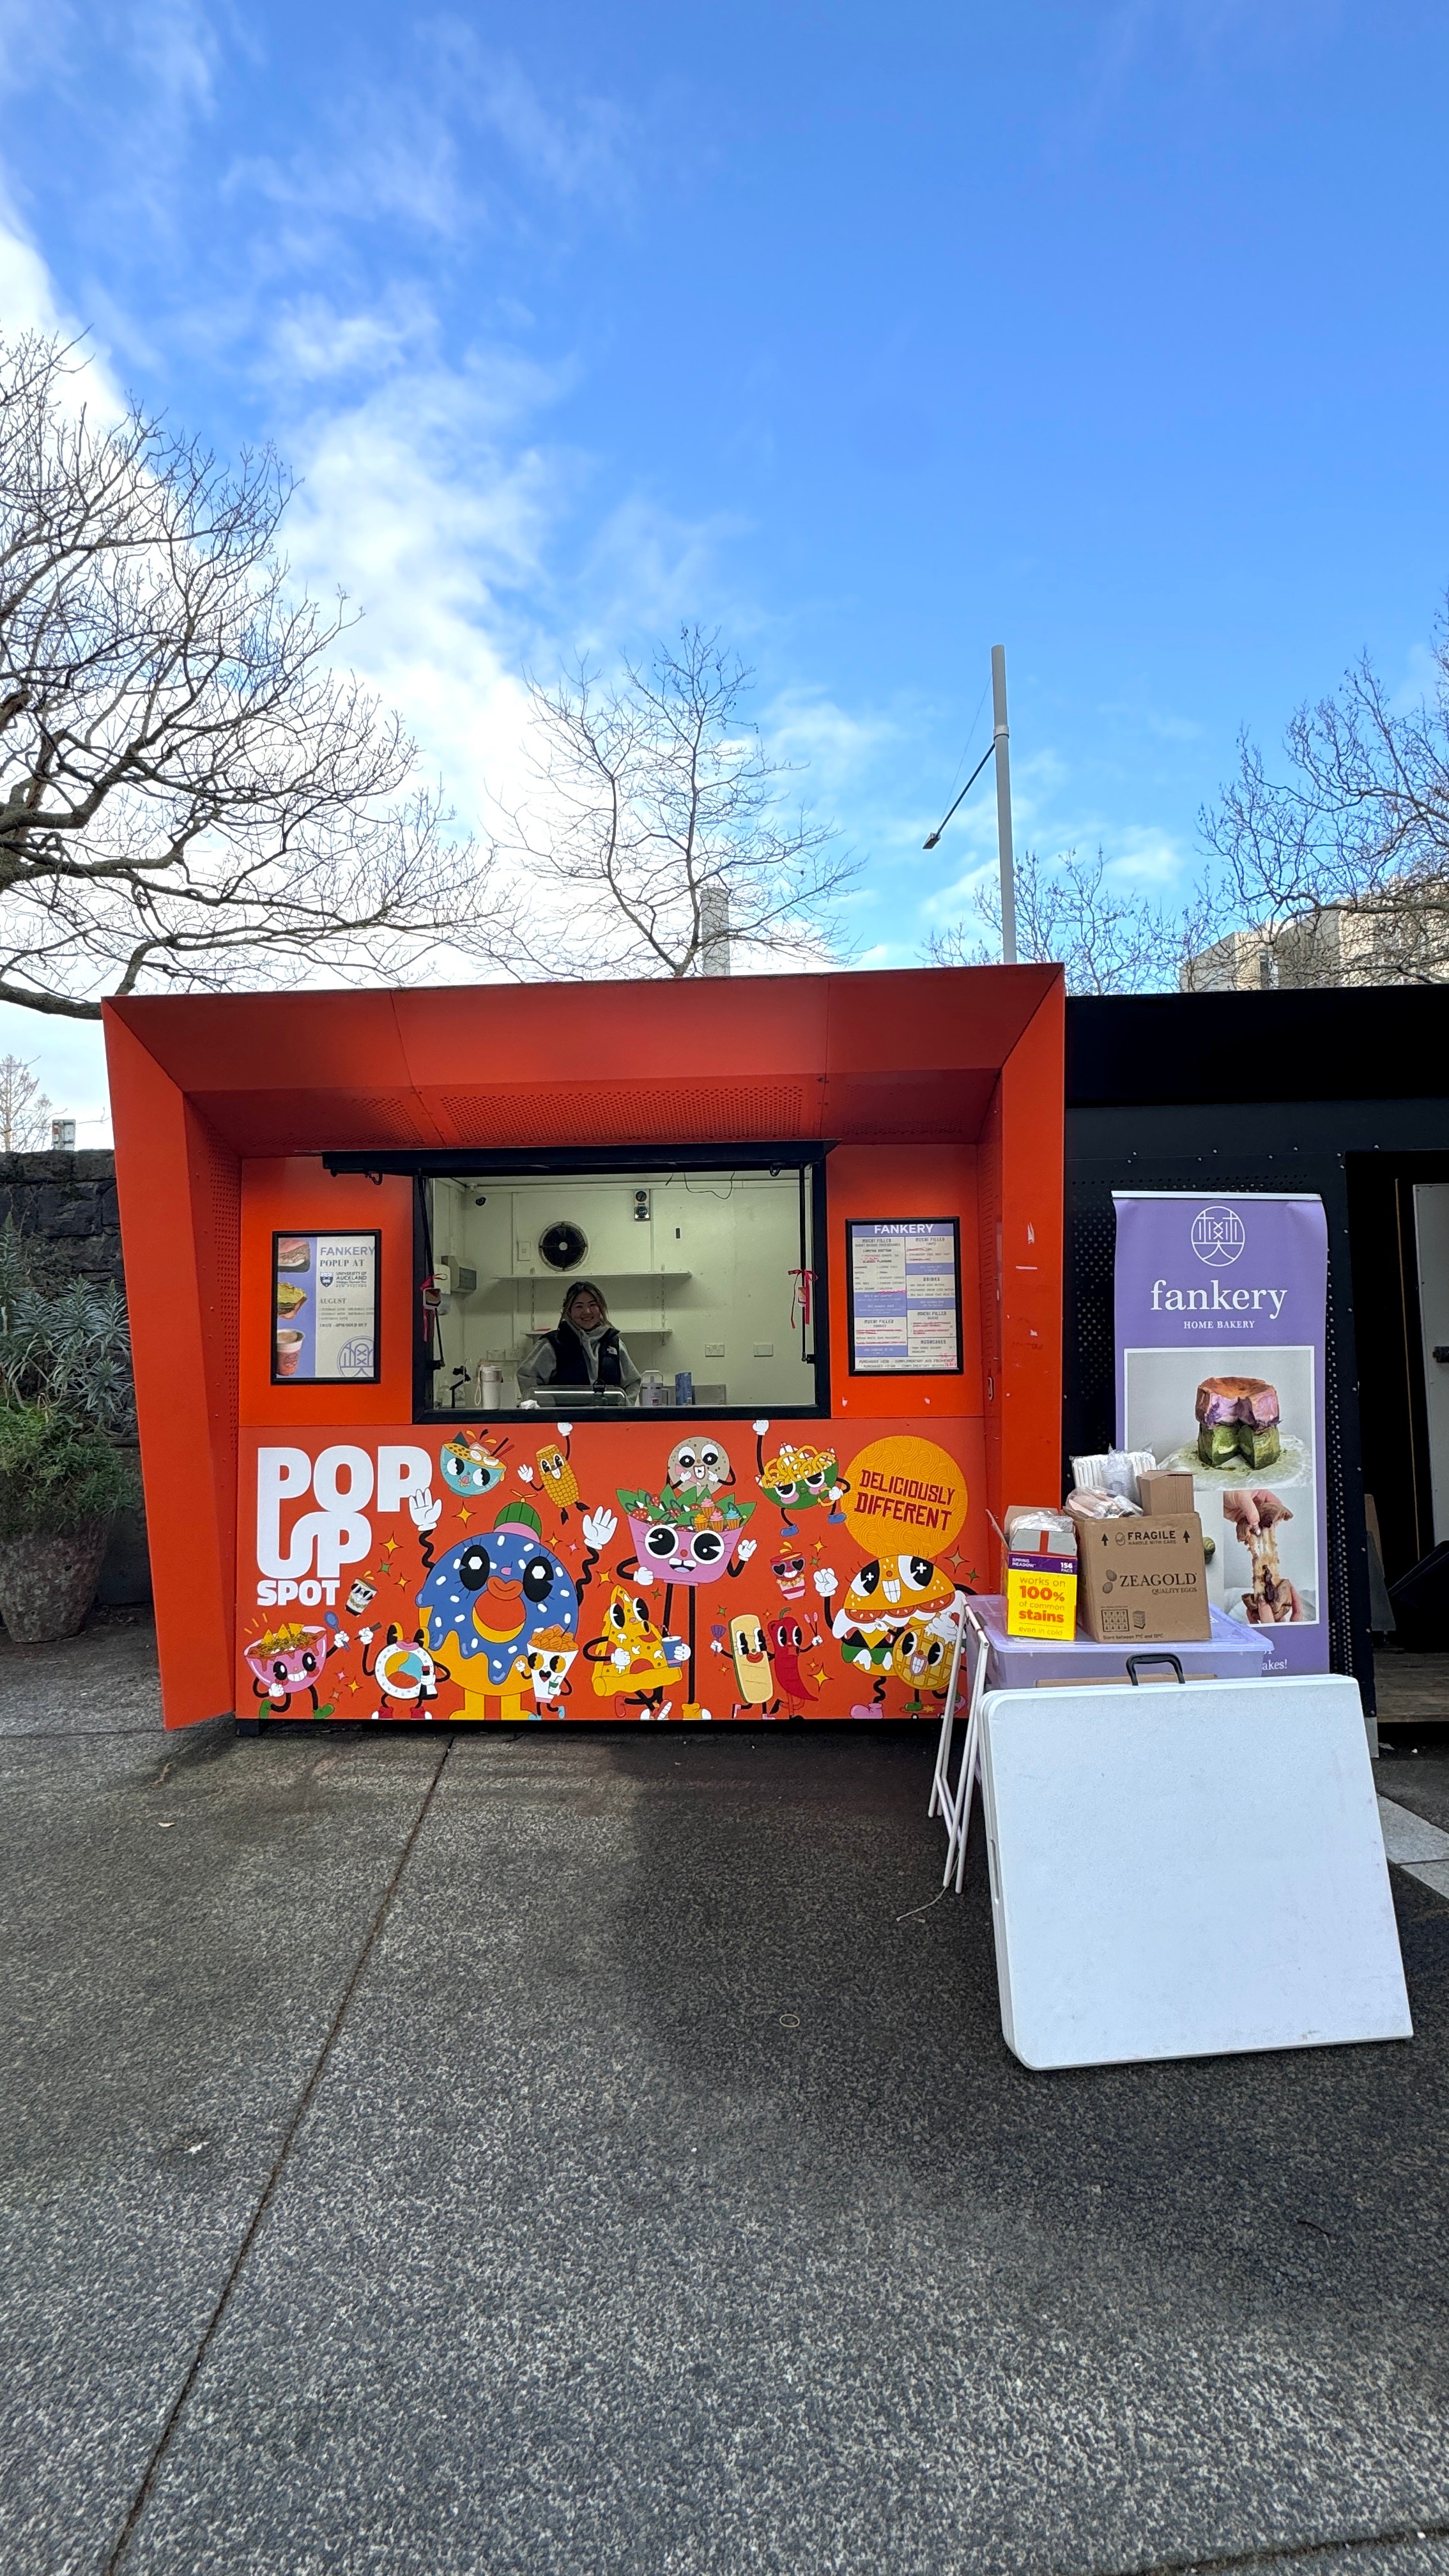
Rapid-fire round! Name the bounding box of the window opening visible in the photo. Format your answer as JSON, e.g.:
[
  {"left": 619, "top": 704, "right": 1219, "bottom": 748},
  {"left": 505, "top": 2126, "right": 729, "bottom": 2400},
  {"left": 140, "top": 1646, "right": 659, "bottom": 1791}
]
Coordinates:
[{"left": 415, "top": 1156, "right": 827, "bottom": 1422}]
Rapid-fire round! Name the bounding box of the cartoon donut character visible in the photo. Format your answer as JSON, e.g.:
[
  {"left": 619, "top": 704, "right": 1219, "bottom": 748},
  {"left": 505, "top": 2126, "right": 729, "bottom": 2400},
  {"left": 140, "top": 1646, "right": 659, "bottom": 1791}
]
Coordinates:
[
  {"left": 730, "top": 1613, "right": 774, "bottom": 1707},
  {"left": 440, "top": 1431, "right": 509, "bottom": 1498},
  {"left": 417, "top": 1499, "right": 578, "bottom": 1722}
]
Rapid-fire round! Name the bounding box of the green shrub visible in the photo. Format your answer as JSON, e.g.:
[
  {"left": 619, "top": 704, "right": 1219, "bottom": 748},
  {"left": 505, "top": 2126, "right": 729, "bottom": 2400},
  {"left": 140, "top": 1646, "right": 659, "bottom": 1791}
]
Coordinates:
[
  {"left": 0, "top": 1404, "right": 141, "bottom": 1539},
  {"left": 0, "top": 1220, "right": 135, "bottom": 1438}
]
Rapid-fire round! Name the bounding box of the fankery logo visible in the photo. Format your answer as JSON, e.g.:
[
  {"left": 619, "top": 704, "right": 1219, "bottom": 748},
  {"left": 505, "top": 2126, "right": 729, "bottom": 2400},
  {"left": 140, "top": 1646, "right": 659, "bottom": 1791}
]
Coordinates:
[{"left": 1190, "top": 1204, "right": 1246, "bottom": 1268}]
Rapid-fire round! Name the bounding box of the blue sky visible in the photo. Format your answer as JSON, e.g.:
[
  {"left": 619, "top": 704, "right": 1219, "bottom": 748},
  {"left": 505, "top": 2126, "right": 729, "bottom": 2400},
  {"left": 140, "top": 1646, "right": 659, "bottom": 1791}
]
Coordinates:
[{"left": 2, "top": 1, "right": 1447, "bottom": 1135}]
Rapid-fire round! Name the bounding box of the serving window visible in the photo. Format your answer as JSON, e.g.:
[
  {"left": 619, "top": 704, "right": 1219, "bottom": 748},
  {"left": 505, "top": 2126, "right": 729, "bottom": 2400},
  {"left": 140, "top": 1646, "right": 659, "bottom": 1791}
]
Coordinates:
[{"left": 413, "top": 1151, "right": 827, "bottom": 1421}]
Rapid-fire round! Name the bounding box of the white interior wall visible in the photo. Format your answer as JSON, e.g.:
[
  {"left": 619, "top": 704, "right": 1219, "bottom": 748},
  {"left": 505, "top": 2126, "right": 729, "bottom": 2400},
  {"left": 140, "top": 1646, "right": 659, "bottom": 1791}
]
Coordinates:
[{"left": 429, "top": 1172, "right": 815, "bottom": 1406}]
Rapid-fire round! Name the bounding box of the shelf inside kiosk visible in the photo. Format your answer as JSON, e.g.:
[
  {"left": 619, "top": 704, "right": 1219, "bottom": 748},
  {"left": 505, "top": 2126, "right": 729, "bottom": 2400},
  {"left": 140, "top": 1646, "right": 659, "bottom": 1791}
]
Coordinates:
[{"left": 420, "top": 1162, "right": 824, "bottom": 1418}]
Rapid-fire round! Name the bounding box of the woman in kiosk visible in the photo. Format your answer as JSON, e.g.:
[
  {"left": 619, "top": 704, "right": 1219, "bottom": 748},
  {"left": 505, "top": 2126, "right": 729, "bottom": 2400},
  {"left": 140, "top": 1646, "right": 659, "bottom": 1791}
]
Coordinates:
[{"left": 518, "top": 1280, "right": 643, "bottom": 1406}]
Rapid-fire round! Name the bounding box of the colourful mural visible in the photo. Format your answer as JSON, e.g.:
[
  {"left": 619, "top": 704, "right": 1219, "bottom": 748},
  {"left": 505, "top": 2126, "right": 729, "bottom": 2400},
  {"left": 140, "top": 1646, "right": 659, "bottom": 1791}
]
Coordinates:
[{"left": 240, "top": 1416, "right": 982, "bottom": 1722}]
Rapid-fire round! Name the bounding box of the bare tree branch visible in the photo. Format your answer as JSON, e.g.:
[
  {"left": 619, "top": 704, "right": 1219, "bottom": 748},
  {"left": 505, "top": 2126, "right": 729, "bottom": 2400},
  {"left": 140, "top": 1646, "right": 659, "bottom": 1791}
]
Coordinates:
[
  {"left": 0, "top": 330, "right": 516, "bottom": 1017},
  {"left": 926, "top": 847, "right": 1215, "bottom": 995},
  {"left": 494, "top": 625, "right": 858, "bottom": 978},
  {"left": 1199, "top": 607, "right": 1449, "bottom": 987}
]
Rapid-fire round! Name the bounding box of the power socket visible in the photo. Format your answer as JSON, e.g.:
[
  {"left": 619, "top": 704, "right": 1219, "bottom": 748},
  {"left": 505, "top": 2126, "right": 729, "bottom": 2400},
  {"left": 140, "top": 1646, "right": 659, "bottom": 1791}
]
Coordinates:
[
  {"left": 704, "top": 1343, "right": 725, "bottom": 1358},
  {"left": 753, "top": 1342, "right": 773, "bottom": 1358}
]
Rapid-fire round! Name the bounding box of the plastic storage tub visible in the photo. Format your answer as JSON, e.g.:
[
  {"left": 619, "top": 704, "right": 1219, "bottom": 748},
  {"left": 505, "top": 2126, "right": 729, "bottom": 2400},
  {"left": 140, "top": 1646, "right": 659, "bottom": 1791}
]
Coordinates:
[{"left": 965, "top": 1596, "right": 1271, "bottom": 1691}]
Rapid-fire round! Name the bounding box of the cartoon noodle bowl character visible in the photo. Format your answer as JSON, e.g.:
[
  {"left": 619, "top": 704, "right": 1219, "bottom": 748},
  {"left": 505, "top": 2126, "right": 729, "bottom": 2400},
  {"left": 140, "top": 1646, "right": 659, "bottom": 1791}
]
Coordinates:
[
  {"left": 765, "top": 1613, "right": 822, "bottom": 1707},
  {"left": 535, "top": 1443, "right": 580, "bottom": 1518},
  {"left": 439, "top": 1431, "right": 509, "bottom": 1498},
  {"left": 358, "top": 1626, "right": 441, "bottom": 1721},
  {"left": 585, "top": 1586, "right": 690, "bottom": 1711},
  {"left": 523, "top": 1626, "right": 578, "bottom": 1713},
  {"left": 730, "top": 1614, "right": 774, "bottom": 1707},
  {"left": 755, "top": 1436, "right": 848, "bottom": 1529},
  {"left": 245, "top": 1622, "right": 331, "bottom": 1715},
  {"left": 666, "top": 1436, "right": 732, "bottom": 1502},
  {"left": 416, "top": 1499, "right": 578, "bottom": 1722}
]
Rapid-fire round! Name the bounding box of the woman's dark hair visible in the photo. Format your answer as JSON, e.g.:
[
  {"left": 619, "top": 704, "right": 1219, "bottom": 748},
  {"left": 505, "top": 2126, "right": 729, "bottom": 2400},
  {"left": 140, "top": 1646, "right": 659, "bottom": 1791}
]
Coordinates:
[{"left": 560, "top": 1280, "right": 609, "bottom": 1324}]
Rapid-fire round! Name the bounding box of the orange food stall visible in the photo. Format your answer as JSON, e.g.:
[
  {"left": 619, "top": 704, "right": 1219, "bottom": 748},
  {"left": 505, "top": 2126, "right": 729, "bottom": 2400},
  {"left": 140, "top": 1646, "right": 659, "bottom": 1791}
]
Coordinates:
[{"left": 103, "top": 965, "right": 1064, "bottom": 1731}]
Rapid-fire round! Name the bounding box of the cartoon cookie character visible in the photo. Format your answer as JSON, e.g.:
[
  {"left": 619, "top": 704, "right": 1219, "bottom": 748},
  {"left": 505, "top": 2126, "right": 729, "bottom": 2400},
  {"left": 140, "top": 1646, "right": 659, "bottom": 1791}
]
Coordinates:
[
  {"left": 417, "top": 1499, "right": 578, "bottom": 1722},
  {"left": 666, "top": 1436, "right": 732, "bottom": 1502}
]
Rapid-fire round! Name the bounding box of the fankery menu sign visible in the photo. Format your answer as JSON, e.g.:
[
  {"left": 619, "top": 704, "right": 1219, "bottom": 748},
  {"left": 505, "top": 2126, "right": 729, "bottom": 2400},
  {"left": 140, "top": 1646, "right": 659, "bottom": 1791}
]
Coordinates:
[
  {"left": 272, "top": 1231, "right": 381, "bottom": 1384},
  {"left": 846, "top": 1218, "right": 962, "bottom": 1374}
]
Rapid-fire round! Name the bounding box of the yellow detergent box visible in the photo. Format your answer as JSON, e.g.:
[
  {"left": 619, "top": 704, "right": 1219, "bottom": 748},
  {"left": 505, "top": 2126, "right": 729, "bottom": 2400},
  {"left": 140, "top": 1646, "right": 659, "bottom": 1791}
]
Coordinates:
[{"left": 1004, "top": 1551, "right": 1079, "bottom": 1641}]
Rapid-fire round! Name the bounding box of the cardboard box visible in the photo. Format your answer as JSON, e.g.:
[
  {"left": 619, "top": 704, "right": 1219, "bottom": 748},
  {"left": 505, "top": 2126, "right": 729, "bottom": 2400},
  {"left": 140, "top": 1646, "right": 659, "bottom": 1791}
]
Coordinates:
[
  {"left": 1006, "top": 1551, "right": 1078, "bottom": 1642},
  {"left": 1072, "top": 1512, "right": 1211, "bottom": 1643},
  {"left": 1138, "top": 1468, "right": 1195, "bottom": 1517}
]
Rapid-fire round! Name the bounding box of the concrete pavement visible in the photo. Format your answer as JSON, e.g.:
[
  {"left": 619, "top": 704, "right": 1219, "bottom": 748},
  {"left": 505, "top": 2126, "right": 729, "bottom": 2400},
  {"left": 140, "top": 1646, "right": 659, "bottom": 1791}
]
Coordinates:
[{"left": 4, "top": 1618, "right": 1449, "bottom": 2575}]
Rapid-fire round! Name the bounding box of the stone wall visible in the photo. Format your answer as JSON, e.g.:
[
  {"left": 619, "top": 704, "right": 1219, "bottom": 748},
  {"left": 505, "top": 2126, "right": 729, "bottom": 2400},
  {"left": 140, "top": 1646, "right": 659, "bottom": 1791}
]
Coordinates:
[
  {"left": 0, "top": 1149, "right": 148, "bottom": 1604},
  {"left": 0, "top": 1149, "right": 124, "bottom": 1289}
]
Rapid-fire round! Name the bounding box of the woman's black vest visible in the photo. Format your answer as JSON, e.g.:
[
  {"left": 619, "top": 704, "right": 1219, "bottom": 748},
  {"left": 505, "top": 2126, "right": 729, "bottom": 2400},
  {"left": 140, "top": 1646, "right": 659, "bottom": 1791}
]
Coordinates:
[{"left": 547, "top": 1321, "right": 623, "bottom": 1387}]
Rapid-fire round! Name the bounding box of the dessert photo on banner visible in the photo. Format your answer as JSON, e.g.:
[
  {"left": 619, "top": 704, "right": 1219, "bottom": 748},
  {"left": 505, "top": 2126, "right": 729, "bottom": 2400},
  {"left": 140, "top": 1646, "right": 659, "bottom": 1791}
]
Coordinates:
[{"left": 1120, "top": 1344, "right": 1319, "bottom": 1627}]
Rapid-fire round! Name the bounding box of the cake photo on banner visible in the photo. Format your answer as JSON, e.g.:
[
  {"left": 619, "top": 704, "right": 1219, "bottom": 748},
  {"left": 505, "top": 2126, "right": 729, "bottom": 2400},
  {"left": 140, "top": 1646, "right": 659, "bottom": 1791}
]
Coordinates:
[{"left": 1112, "top": 1193, "right": 1330, "bottom": 1678}]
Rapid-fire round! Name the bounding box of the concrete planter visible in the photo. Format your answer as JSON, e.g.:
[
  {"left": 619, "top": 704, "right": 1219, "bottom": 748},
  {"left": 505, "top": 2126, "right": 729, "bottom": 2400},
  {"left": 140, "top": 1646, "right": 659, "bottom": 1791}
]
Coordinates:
[{"left": 0, "top": 1521, "right": 111, "bottom": 1643}]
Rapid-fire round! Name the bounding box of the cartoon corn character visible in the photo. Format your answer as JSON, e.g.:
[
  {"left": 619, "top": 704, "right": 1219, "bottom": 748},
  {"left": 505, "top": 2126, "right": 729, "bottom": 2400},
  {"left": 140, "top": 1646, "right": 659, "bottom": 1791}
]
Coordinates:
[{"left": 536, "top": 1443, "right": 580, "bottom": 1517}]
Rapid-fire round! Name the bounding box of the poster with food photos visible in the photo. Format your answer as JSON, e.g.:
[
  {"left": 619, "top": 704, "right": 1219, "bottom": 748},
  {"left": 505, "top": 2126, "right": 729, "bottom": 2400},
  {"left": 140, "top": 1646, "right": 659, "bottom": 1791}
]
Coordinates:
[{"left": 272, "top": 1232, "right": 380, "bottom": 1383}]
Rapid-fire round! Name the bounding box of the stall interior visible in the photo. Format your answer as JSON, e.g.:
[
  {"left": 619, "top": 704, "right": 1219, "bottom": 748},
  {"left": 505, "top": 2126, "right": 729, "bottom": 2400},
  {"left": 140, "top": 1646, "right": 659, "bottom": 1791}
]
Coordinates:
[{"left": 423, "top": 1163, "right": 821, "bottom": 1415}]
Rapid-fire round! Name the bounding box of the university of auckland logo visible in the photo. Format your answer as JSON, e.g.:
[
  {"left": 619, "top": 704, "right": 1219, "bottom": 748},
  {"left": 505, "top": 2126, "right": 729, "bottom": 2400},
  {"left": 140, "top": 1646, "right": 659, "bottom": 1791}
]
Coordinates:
[{"left": 1190, "top": 1204, "right": 1246, "bottom": 1268}]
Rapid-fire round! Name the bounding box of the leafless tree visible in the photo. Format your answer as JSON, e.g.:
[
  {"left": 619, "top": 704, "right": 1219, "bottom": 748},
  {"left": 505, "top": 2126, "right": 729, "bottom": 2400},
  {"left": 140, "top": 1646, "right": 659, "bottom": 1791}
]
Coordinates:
[
  {"left": 927, "top": 846, "right": 1214, "bottom": 994},
  {"left": 0, "top": 1052, "right": 52, "bottom": 1148},
  {"left": 498, "top": 625, "right": 857, "bottom": 977},
  {"left": 0, "top": 332, "right": 508, "bottom": 1021},
  {"left": 1199, "top": 607, "right": 1449, "bottom": 987}
]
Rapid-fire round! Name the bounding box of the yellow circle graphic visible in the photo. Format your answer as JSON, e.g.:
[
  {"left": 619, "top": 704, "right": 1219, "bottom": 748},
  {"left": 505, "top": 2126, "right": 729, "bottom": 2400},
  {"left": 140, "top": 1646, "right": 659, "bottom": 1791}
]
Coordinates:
[{"left": 842, "top": 1436, "right": 967, "bottom": 1555}]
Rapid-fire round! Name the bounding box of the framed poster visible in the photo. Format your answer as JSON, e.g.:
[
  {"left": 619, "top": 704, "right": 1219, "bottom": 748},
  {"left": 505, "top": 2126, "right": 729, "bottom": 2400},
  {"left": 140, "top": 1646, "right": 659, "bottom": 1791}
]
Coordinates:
[
  {"left": 272, "top": 1231, "right": 381, "bottom": 1384},
  {"left": 847, "top": 1218, "right": 962, "bottom": 1374}
]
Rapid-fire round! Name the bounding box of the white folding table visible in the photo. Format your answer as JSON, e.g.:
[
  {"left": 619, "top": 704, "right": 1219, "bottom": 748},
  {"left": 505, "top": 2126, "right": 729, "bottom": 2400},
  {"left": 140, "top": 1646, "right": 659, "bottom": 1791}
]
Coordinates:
[{"left": 977, "top": 1672, "right": 1412, "bottom": 2070}]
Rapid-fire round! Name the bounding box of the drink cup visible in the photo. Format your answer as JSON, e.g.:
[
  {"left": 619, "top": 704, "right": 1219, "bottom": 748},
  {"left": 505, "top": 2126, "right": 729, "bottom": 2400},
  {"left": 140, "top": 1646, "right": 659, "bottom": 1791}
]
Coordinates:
[{"left": 276, "top": 1330, "right": 304, "bottom": 1378}]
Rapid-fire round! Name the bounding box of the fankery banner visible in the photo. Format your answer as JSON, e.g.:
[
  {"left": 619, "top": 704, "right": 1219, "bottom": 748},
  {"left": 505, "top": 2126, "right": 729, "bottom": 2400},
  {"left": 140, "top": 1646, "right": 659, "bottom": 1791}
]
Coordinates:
[{"left": 1114, "top": 1192, "right": 1330, "bottom": 1676}]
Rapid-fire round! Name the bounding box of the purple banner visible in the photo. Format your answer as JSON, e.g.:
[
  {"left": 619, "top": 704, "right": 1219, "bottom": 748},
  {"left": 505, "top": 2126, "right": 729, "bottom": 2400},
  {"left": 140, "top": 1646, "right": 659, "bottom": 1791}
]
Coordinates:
[{"left": 1114, "top": 1192, "right": 1329, "bottom": 1676}]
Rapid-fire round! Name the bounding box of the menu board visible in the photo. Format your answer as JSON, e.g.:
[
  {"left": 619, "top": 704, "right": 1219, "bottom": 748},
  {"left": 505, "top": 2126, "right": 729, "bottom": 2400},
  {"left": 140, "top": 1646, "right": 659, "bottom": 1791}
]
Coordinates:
[
  {"left": 847, "top": 1219, "right": 962, "bottom": 1374},
  {"left": 272, "top": 1232, "right": 380, "bottom": 1384}
]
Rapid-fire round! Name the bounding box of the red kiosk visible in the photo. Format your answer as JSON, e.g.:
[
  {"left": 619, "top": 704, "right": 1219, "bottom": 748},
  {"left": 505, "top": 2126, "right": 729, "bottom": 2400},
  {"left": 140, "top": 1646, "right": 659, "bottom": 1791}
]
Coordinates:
[{"left": 104, "top": 965, "right": 1064, "bottom": 1731}]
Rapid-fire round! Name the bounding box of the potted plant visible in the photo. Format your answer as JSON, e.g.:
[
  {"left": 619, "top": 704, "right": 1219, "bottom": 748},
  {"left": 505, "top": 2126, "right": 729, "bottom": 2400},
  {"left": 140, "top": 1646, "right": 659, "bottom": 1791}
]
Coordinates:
[
  {"left": 0, "top": 1404, "right": 140, "bottom": 1641},
  {"left": 0, "top": 1221, "right": 140, "bottom": 1642}
]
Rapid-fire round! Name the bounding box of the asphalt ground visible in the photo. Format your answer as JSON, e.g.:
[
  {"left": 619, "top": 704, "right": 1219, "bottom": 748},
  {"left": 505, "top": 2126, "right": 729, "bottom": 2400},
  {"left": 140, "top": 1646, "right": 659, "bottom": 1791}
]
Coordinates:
[{"left": 4, "top": 1618, "right": 1449, "bottom": 2576}]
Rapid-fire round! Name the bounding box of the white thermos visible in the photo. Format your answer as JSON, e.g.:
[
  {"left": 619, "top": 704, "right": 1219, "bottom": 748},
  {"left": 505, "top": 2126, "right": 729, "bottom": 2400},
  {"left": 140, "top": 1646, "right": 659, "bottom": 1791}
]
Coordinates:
[{"left": 477, "top": 1363, "right": 503, "bottom": 1413}]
